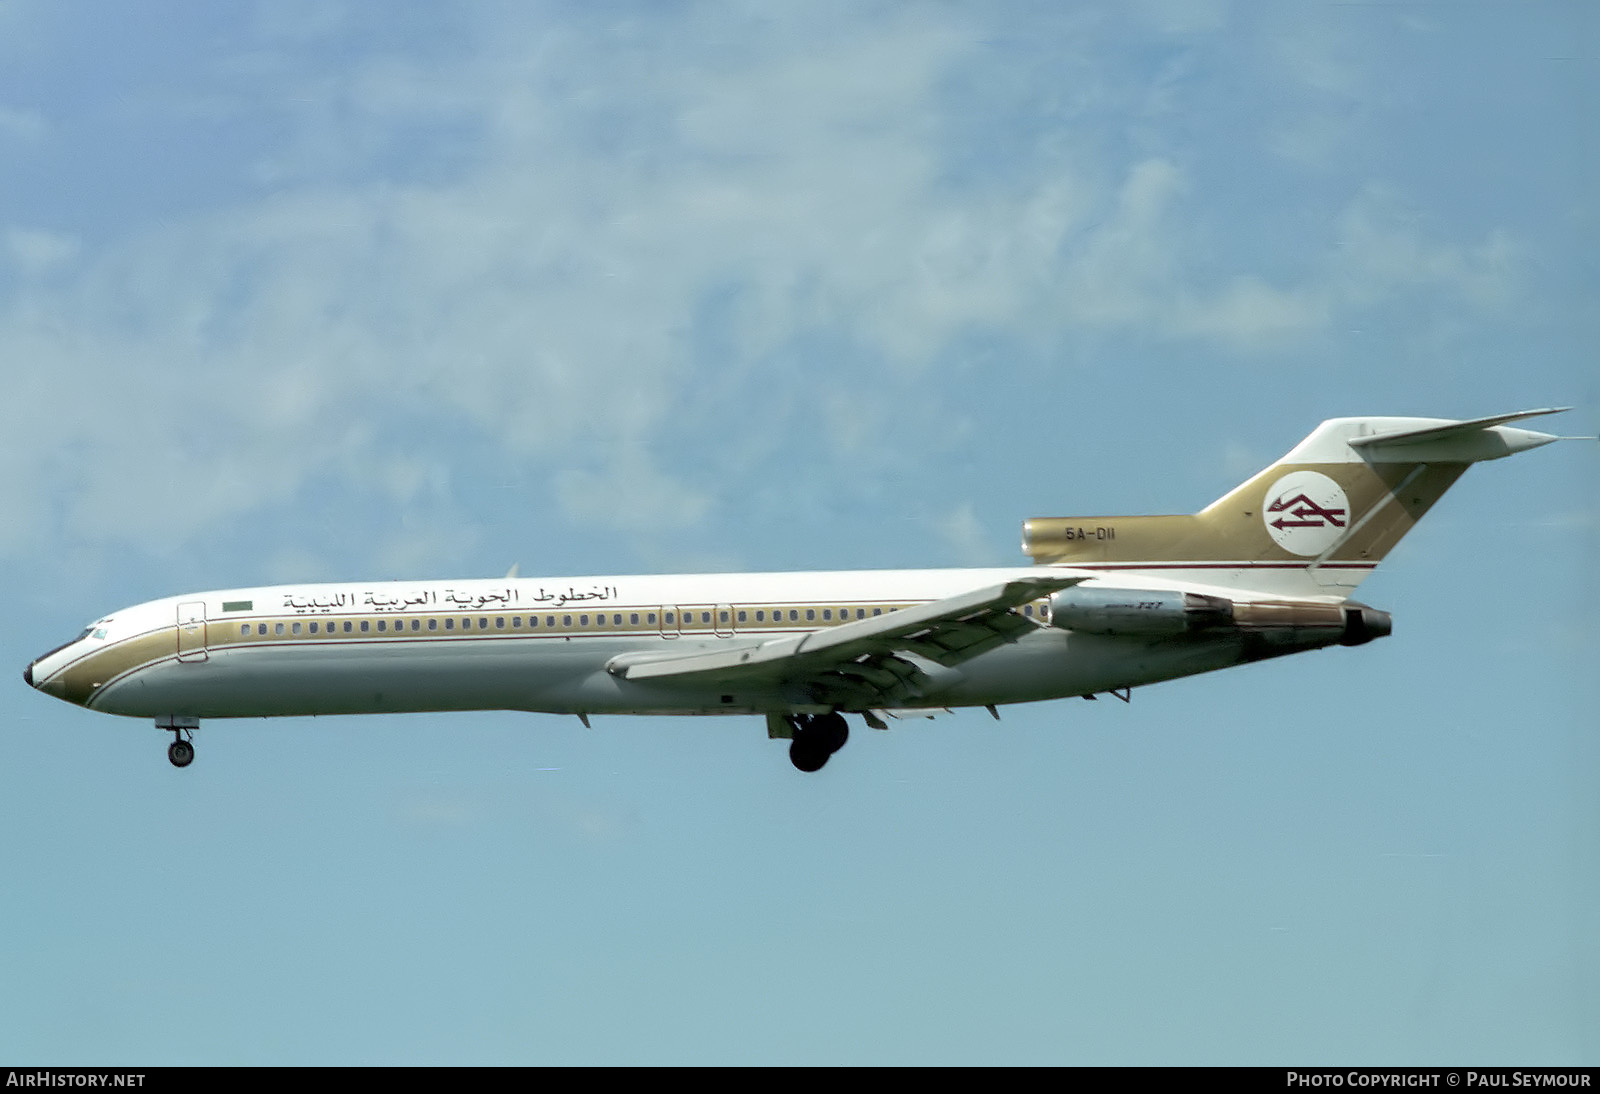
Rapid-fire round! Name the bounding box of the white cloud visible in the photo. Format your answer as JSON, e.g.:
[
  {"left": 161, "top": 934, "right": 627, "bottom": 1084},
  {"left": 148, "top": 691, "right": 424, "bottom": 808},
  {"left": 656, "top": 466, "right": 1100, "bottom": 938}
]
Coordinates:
[
  {"left": 0, "top": 103, "right": 44, "bottom": 141},
  {"left": 934, "top": 502, "right": 998, "bottom": 567},
  {"left": 0, "top": 5, "right": 1535, "bottom": 569},
  {"left": 554, "top": 449, "right": 713, "bottom": 537},
  {"left": 1329, "top": 187, "right": 1523, "bottom": 309},
  {"left": 5, "top": 226, "right": 79, "bottom": 275},
  {"left": 1173, "top": 277, "right": 1330, "bottom": 347}
]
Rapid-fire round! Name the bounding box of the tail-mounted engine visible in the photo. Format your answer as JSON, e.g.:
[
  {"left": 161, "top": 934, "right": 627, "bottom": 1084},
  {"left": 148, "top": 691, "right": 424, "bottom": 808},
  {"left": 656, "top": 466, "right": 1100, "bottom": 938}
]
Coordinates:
[{"left": 1045, "top": 586, "right": 1391, "bottom": 647}]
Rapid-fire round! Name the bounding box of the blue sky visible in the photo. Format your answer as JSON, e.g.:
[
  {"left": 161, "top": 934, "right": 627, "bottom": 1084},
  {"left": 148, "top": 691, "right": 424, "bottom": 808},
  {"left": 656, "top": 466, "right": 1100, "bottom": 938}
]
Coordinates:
[{"left": 2, "top": 1, "right": 1596, "bottom": 1065}]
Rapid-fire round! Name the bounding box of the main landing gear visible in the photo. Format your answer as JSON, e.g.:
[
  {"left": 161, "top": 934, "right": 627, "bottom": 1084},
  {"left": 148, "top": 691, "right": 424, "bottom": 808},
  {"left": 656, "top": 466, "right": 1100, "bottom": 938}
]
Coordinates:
[
  {"left": 786, "top": 712, "right": 850, "bottom": 773},
  {"left": 157, "top": 716, "right": 199, "bottom": 769}
]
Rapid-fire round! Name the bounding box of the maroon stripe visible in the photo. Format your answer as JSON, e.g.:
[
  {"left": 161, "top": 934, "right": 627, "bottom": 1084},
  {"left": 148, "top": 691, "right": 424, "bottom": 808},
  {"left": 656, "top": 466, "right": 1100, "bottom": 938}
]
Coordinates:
[{"left": 1069, "top": 562, "right": 1377, "bottom": 571}]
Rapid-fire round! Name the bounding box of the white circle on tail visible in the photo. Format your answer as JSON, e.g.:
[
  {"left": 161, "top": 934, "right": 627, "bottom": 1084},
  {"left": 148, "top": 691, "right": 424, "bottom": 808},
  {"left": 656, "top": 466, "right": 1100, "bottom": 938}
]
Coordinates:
[{"left": 1263, "top": 470, "right": 1350, "bottom": 556}]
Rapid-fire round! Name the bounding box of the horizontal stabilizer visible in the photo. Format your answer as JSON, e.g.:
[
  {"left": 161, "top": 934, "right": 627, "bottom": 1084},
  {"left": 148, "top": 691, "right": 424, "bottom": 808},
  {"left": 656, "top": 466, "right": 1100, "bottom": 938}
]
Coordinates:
[{"left": 1349, "top": 407, "right": 1570, "bottom": 451}]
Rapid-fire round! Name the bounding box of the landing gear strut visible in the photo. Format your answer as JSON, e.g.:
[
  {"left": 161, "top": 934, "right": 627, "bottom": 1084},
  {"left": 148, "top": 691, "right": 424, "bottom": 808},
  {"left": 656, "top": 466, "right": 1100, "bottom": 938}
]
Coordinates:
[
  {"left": 157, "top": 716, "right": 199, "bottom": 769},
  {"left": 787, "top": 712, "right": 850, "bottom": 772}
]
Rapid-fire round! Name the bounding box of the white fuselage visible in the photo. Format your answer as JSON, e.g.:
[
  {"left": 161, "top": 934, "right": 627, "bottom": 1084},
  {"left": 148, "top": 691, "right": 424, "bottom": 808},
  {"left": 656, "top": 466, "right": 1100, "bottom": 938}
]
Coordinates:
[{"left": 25, "top": 566, "right": 1315, "bottom": 723}]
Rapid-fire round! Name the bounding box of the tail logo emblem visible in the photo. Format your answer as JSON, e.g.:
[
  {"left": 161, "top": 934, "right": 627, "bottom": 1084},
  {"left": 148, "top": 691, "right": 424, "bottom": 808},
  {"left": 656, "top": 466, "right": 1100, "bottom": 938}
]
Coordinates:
[{"left": 1263, "top": 471, "right": 1351, "bottom": 556}]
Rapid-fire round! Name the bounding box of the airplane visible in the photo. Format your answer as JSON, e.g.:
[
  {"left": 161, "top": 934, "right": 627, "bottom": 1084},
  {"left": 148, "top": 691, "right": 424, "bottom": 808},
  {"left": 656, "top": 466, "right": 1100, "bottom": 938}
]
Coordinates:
[{"left": 23, "top": 408, "right": 1579, "bottom": 773}]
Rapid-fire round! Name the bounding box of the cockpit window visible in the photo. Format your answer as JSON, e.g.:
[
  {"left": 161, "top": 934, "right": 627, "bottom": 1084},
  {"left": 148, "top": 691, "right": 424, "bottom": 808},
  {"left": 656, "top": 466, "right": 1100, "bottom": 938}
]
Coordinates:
[
  {"left": 91, "top": 629, "right": 108, "bottom": 640},
  {"left": 34, "top": 627, "right": 98, "bottom": 664}
]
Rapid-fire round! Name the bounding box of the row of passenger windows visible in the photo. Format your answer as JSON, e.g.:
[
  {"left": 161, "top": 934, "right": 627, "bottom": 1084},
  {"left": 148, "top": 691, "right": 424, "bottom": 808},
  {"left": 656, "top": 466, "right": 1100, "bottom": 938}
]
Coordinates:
[
  {"left": 237, "top": 606, "right": 903, "bottom": 638},
  {"left": 231, "top": 601, "right": 1051, "bottom": 639}
]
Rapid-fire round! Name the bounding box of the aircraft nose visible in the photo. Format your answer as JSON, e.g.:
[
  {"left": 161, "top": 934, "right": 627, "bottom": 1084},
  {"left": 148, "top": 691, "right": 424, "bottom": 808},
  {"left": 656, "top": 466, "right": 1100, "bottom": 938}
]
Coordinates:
[{"left": 23, "top": 660, "right": 34, "bottom": 687}]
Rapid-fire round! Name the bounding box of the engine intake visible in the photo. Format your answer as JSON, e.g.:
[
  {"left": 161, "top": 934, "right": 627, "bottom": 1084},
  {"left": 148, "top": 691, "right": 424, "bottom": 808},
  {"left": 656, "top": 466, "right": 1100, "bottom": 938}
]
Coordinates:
[{"left": 1047, "top": 587, "right": 1233, "bottom": 636}]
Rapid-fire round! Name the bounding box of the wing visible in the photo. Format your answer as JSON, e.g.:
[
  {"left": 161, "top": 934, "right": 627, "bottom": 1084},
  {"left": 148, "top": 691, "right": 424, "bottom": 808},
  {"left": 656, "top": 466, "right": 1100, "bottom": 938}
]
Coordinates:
[{"left": 605, "top": 575, "right": 1084, "bottom": 710}]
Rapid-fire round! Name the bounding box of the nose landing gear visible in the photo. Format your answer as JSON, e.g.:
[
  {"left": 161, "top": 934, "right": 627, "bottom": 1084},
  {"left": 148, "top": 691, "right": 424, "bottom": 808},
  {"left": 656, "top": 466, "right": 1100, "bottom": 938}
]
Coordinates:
[{"left": 157, "top": 716, "right": 199, "bottom": 769}]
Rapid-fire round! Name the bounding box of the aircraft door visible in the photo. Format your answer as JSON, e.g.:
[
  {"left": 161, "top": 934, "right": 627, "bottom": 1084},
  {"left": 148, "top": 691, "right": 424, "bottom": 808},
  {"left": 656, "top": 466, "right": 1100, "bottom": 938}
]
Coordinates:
[
  {"left": 177, "top": 601, "right": 208, "bottom": 662},
  {"left": 678, "top": 604, "right": 714, "bottom": 637},
  {"left": 657, "top": 607, "right": 677, "bottom": 640},
  {"left": 715, "top": 604, "right": 734, "bottom": 637}
]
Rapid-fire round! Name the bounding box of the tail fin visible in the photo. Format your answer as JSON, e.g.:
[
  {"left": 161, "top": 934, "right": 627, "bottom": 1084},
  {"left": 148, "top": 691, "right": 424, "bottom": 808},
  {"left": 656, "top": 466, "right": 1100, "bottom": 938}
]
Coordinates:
[{"left": 1022, "top": 408, "right": 1569, "bottom": 598}]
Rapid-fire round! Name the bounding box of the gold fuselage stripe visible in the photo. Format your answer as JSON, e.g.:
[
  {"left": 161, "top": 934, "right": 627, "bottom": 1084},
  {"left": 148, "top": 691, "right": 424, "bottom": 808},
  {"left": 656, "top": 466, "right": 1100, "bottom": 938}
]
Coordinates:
[{"left": 46, "top": 597, "right": 1058, "bottom": 710}]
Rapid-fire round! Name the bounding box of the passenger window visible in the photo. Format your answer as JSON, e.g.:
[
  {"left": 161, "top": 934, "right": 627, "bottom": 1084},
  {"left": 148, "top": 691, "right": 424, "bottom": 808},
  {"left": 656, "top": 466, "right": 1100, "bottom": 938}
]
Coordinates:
[
  {"left": 873, "top": 608, "right": 882, "bottom": 616},
  {"left": 445, "top": 619, "right": 455, "bottom": 630},
  {"left": 646, "top": 613, "right": 657, "bottom": 624},
  {"left": 496, "top": 617, "right": 505, "bottom": 629},
  {"left": 428, "top": 619, "right": 438, "bottom": 631},
  {"left": 737, "top": 610, "right": 747, "bottom": 622},
  {"left": 563, "top": 615, "right": 572, "bottom": 627},
  {"left": 411, "top": 619, "right": 421, "bottom": 631},
  {"left": 546, "top": 616, "right": 556, "bottom": 627},
  {"left": 823, "top": 609, "right": 832, "bottom": 621},
  {"left": 580, "top": 615, "right": 589, "bottom": 626},
  {"left": 479, "top": 617, "right": 489, "bottom": 629},
  {"left": 360, "top": 620, "right": 370, "bottom": 632},
  {"left": 806, "top": 609, "right": 815, "bottom": 621},
  {"left": 241, "top": 624, "right": 250, "bottom": 636},
  {"left": 630, "top": 613, "right": 639, "bottom": 625},
  {"left": 613, "top": 614, "right": 622, "bottom": 625},
  {"left": 275, "top": 623, "right": 284, "bottom": 635},
  {"left": 376, "top": 620, "right": 386, "bottom": 632}
]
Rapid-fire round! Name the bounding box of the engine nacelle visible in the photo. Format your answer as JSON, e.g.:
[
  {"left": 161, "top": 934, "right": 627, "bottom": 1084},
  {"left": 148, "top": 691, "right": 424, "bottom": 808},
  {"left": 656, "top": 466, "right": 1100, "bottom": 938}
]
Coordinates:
[
  {"left": 1047, "top": 587, "right": 1234, "bottom": 636},
  {"left": 1048, "top": 587, "right": 1392, "bottom": 647}
]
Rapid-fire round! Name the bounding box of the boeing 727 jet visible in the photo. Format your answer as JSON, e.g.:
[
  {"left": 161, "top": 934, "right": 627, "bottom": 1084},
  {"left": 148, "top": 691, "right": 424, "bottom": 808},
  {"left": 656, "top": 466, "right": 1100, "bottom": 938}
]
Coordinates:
[{"left": 23, "top": 409, "right": 1575, "bottom": 771}]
